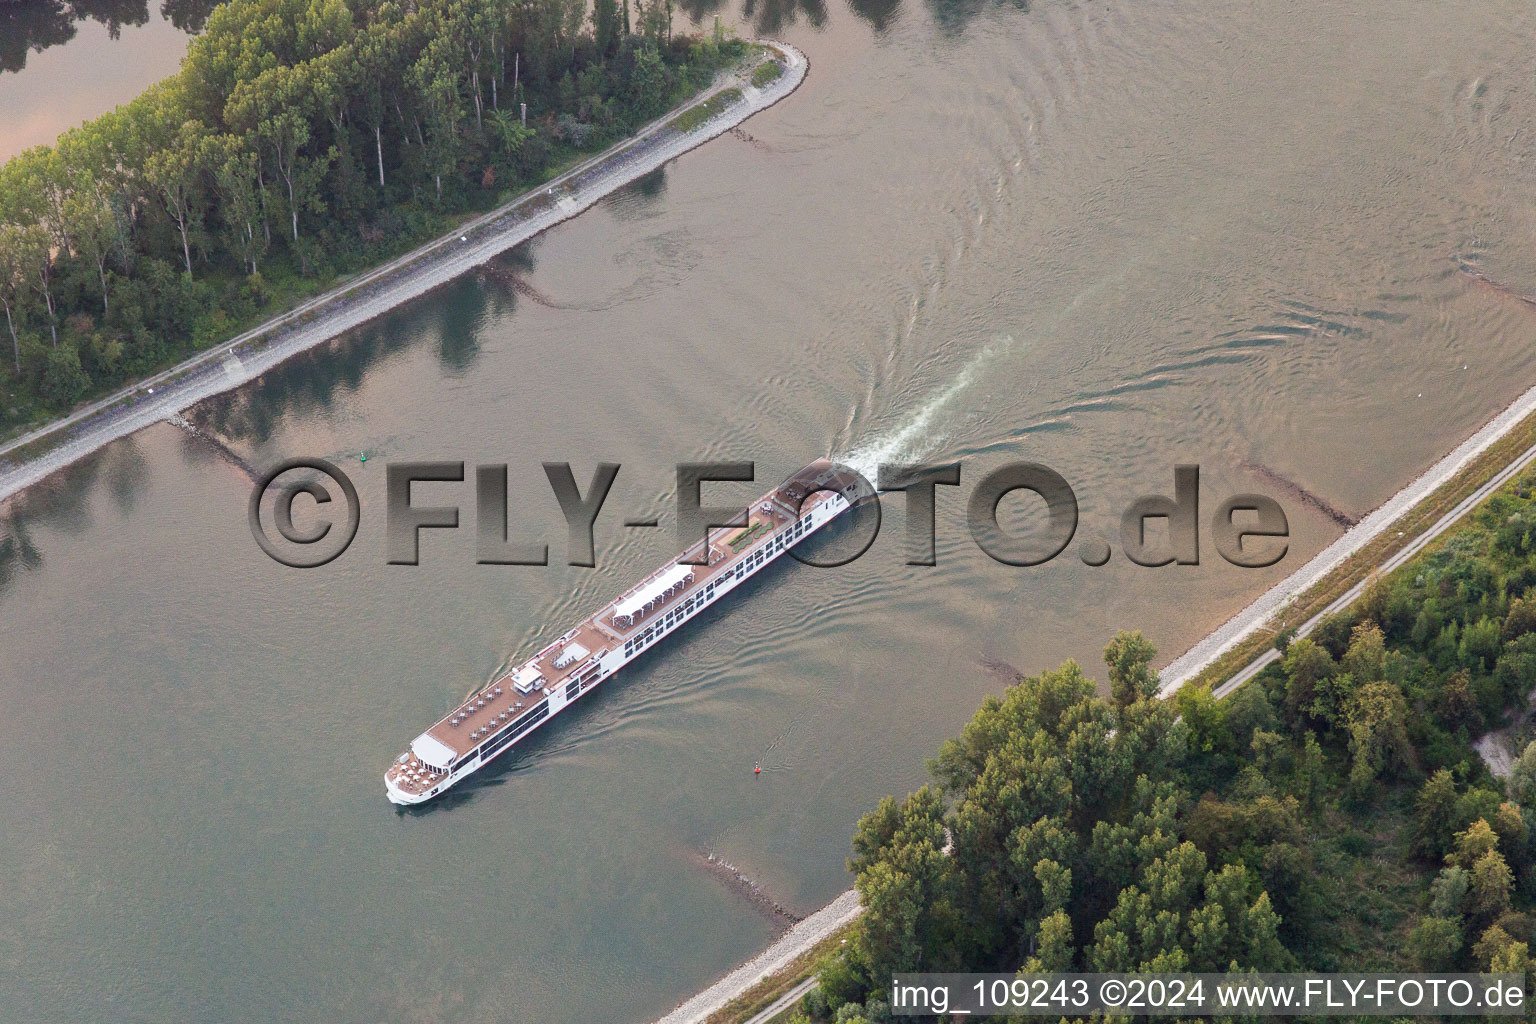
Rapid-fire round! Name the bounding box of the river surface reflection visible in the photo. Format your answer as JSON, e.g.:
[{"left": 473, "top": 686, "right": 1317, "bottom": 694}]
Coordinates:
[{"left": 4, "top": 2, "right": 1536, "bottom": 1021}]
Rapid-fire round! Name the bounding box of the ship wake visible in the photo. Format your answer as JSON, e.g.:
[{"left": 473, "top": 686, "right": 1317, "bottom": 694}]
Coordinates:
[{"left": 840, "top": 334, "right": 1016, "bottom": 481}]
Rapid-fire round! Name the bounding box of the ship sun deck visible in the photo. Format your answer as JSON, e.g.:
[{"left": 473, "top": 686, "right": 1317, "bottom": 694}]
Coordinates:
[{"left": 385, "top": 461, "right": 861, "bottom": 799}]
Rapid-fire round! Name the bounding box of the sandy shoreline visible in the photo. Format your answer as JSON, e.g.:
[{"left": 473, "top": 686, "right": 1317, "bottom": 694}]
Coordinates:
[{"left": 0, "top": 42, "right": 807, "bottom": 507}]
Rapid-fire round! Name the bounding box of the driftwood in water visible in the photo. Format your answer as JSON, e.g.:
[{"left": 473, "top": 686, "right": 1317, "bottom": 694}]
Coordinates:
[
  {"left": 1240, "top": 461, "right": 1357, "bottom": 528},
  {"left": 980, "top": 657, "right": 1025, "bottom": 685},
  {"left": 728, "top": 127, "right": 770, "bottom": 151},
  {"left": 476, "top": 262, "right": 565, "bottom": 309},
  {"left": 165, "top": 413, "right": 259, "bottom": 482},
  {"left": 1455, "top": 259, "right": 1536, "bottom": 308},
  {"left": 687, "top": 849, "right": 804, "bottom": 931}
]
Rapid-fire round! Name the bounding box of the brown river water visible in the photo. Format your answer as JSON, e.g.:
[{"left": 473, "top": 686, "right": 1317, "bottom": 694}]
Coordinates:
[{"left": 4, "top": 2, "right": 1536, "bottom": 1021}]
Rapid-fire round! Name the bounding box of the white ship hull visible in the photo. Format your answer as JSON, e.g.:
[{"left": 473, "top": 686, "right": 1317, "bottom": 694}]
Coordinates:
[{"left": 386, "top": 465, "right": 858, "bottom": 806}]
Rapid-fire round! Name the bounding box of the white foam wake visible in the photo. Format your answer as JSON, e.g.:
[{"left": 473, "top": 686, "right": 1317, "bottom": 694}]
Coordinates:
[{"left": 840, "top": 334, "right": 1015, "bottom": 481}]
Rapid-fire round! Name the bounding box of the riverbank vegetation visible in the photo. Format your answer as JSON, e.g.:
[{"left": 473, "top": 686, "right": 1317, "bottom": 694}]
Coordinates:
[
  {"left": 671, "top": 86, "right": 742, "bottom": 131},
  {"left": 0, "top": 0, "right": 751, "bottom": 429},
  {"left": 795, "top": 468, "right": 1536, "bottom": 1023}
]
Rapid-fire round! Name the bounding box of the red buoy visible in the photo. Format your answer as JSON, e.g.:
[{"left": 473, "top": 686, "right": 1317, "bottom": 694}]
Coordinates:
[{"left": 754, "top": 762, "right": 761, "bottom": 775}]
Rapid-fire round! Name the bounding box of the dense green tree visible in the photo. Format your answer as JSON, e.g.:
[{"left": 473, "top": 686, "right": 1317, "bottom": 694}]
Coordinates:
[
  {"left": 1429, "top": 865, "right": 1470, "bottom": 917},
  {"left": 850, "top": 787, "right": 959, "bottom": 980},
  {"left": 1509, "top": 741, "right": 1536, "bottom": 808},
  {"left": 1468, "top": 849, "right": 1515, "bottom": 926},
  {"left": 1407, "top": 915, "right": 1462, "bottom": 967},
  {"left": 1481, "top": 926, "right": 1536, "bottom": 976},
  {"left": 815, "top": 473, "right": 1536, "bottom": 1019},
  {"left": 1344, "top": 680, "right": 1411, "bottom": 792},
  {"left": 1224, "top": 678, "right": 1276, "bottom": 750},
  {"left": 1280, "top": 637, "right": 1334, "bottom": 729},
  {"left": 1463, "top": 616, "right": 1504, "bottom": 671},
  {"left": 1341, "top": 621, "right": 1388, "bottom": 683},
  {"left": 1451, "top": 819, "right": 1501, "bottom": 868},
  {"left": 1175, "top": 684, "right": 1231, "bottom": 757},
  {"left": 144, "top": 114, "right": 210, "bottom": 277},
  {"left": 63, "top": 180, "right": 120, "bottom": 313},
  {"left": 227, "top": 63, "right": 325, "bottom": 244},
  {"left": 201, "top": 135, "right": 266, "bottom": 275},
  {"left": 353, "top": 13, "right": 404, "bottom": 189},
  {"left": 594, "top": 0, "right": 622, "bottom": 55},
  {"left": 42, "top": 343, "right": 89, "bottom": 403},
  {"left": 1310, "top": 610, "right": 1357, "bottom": 659},
  {"left": 1021, "top": 909, "right": 1073, "bottom": 973},
  {"left": 409, "top": 39, "right": 464, "bottom": 203},
  {"left": 1491, "top": 802, "right": 1529, "bottom": 871},
  {"left": 1104, "top": 629, "right": 1159, "bottom": 706},
  {"left": 1504, "top": 598, "right": 1536, "bottom": 641},
  {"left": 1413, "top": 770, "right": 1462, "bottom": 861},
  {"left": 0, "top": 224, "right": 44, "bottom": 373},
  {"left": 1437, "top": 668, "right": 1479, "bottom": 731}
]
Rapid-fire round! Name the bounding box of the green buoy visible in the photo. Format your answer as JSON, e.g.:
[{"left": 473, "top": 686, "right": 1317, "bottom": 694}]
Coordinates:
[{"left": 359, "top": 453, "right": 367, "bottom": 462}]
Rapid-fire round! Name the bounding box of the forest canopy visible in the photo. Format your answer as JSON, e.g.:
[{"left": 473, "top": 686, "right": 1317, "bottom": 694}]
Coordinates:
[{"left": 0, "top": 0, "right": 748, "bottom": 422}]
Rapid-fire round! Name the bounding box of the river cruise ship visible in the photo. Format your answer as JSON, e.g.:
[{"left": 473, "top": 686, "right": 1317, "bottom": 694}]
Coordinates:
[{"left": 385, "top": 460, "right": 863, "bottom": 804}]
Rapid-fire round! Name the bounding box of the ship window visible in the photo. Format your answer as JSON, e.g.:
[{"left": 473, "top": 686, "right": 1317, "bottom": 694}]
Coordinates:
[
  {"left": 504, "top": 703, "right": 546, "bottom": 737},
  {"left": 513, "top": 704, "right": 549, "bottom": 738},
  {"left": 482, "top": 727, "right": 514, "bottom": 758}
]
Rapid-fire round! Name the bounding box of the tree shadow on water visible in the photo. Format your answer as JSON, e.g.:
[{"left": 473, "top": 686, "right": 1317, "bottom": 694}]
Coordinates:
[
  {"left": 196, "top": 319, "right": 419, "bottom": 447},
  {"left": 0, "top": 437, "right": 149, "bottom": 595},
  {"left": 196, "top": 254, "right": 530, "bottom": 446},
  {"left": 598, "top": 166, "right": 669, "bottom": 220},
  {"left": 681, "top": 0, "right": 1027, "bottom": 43},
  {"left": 0, "top": 517, "right": 43, "bottom": 592},
  {"left": 158, "top": 0, "right": 220, "bottom": 32},
  {"left": 1, "top": 0, "right": 151, "bottom": 74},
  {"left": 926, "top": 0, "right": 1028, "bottom": 36},
  {"left": 741, "top": 0, "right": 829, "bottom": 35},
  {"left": 847, "top": 0, "right": 901, "bottom": 33},
  {"left": 0, "top": 0, "right": 220, "bottom": 74}
]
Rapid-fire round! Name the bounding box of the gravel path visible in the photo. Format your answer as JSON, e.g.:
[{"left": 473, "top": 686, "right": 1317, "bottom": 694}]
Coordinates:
[
  {"left": 0, "top": 43, "right": 808, "bottom": 505},
  {"left": 651, "top": 890, "right": 861, "bottom": 1024},
  {"left": 741, "top": 977, "right": 821, "bottom": 1024}
]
